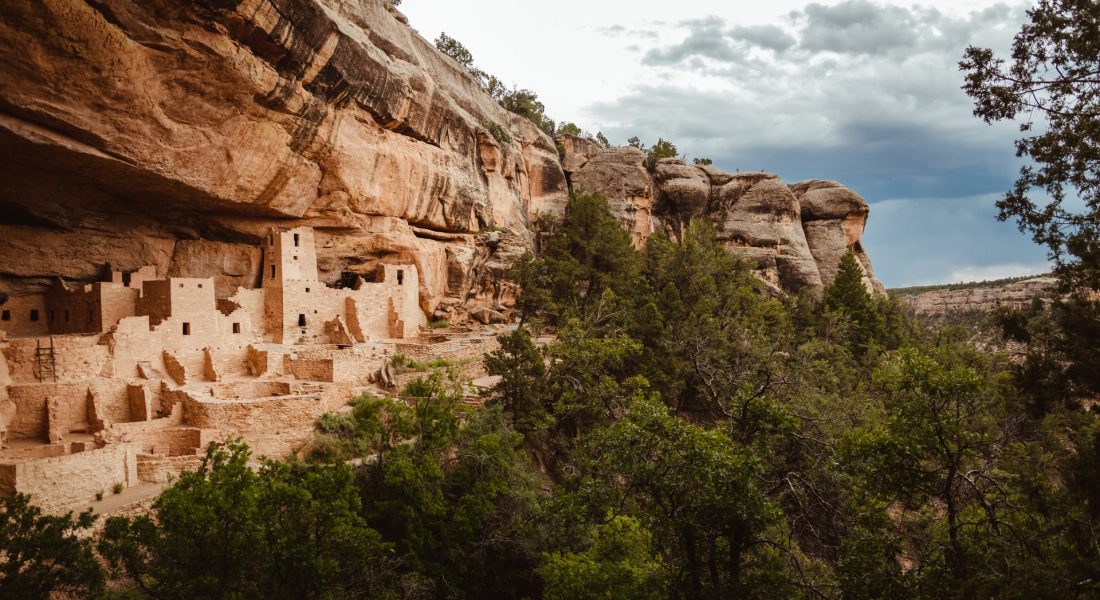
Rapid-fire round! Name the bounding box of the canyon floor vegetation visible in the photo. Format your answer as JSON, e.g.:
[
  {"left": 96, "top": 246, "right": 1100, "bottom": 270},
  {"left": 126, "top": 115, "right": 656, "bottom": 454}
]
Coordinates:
[
  {"left": 3, "top": 1, "right": 1100, "bottom": 598},
  {"left": 4, "top": 191, "right": 1099, "bottom": 600}
]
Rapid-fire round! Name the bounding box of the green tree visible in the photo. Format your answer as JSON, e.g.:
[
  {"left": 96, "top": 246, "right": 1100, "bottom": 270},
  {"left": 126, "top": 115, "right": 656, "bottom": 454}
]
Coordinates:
[
  {"left": 841, "top": 345, "right": 1025, "bottom": 596},
  {"left": 360, "top": 375, "right": 542, "bottom": 599},
  {"left": 98, "top": 440, "right": 392, "bottom": 599},
  {"left": 435, "top": 32, "right": 476, "bottom": 72},
  {"left": 693, "top": 157, "right": 713, "bottom": 166},
  {"left": 646, "top": 138, "right": 679, "bottom": 170},
  {"left": 960, "top": 0, "right": 1100, "bottom": 289},
  {"left": 538, "top": 516, "right": 666, "bottom": 600},
  {"left": 824, "top": 251, "right": 884, "bottom": 358},
  {"left": 638, "top": 222, "right": 793, "bottom": 440},
  {"left": 557, "top": 122, "right": 582, "bottom": 136},
  {"left": 484, "top": 327, "right": 549, "bottom": 434},
  {"left": 595, "top": 131, "right": 610, "bottom": 147},
  {"left": 518, "top": 192, "right": 641, "bottom": 321},
  {"left": 567, "top": 396, "right": 793, "bottom": 599},
  {"left": 499, "top": 87, "right": 555, "bottom": 135},
  {"left": 0, "top": 493, "right": 104, "bottom": 600},
  {"left": 627, "top": 136, "right": 645, "bottom": 150}
]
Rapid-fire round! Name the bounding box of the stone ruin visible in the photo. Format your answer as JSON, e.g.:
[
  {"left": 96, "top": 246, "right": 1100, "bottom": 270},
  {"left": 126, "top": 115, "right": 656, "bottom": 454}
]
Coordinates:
[{"left": 0, "top": 226, "right": 426, "bottom": 512}]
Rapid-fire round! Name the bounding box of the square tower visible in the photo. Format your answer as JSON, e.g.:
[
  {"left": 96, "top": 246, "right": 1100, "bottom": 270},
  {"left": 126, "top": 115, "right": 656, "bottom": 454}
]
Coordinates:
[{"left": 263, "top": 227, "right": 318, "bottom": 287}]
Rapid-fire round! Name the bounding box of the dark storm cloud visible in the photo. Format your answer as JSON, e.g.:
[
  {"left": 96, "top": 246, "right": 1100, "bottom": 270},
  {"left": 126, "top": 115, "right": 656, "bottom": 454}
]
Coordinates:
[
  {"left": 643, "top": 16, "right": 744, "bottom": 65},
  {"left": 584, "top": 1, "right": 1037, "bottom": 285},
  {"left": 797, "top": 0, "right": 921, "bottom": 54}
]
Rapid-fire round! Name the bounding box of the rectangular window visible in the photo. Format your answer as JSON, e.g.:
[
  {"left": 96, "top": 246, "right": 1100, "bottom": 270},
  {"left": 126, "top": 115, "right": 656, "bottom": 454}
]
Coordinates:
[
  {"left": 271, "top": 265, "right": 276, "bottom": 278},
  {"left": 197, "top": 283, "right": 203, "bottom": 289},
  {"left": 3, "top": 309, "right": 12, "bottom": 321},
  {"left": 30, "top": 309, "right": 39, "bottom": 322},
  {"left": 294, "top": 233, "right": 300, "bottom": 247},
  {"left": 298, "top": 314, "right": 306, "bottom": 327},
  {"left": 182, "top": 322, "right": 191, "bottom": 335},
  {"left": 179, "top": 283, "right": 184, "bottom": 288},
  {"left": 232, "top": 323, "right": 241, "bottom": 334},
  {"left": 305, "top": 287, "right": 310, "bottom": 293},
  {"left": 397, "top": 269, "right": 404, "bottom": 285},
  {"left": 269, "top": 234, "right": 274, "bottom": 245}
]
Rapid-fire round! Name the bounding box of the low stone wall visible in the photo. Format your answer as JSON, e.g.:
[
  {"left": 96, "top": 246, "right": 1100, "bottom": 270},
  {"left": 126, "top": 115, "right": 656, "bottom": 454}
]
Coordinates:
[
  {"left": 7, "top": 382, "right": 89, "bottom": 441},
  {"left": 127, "top": 427, "right": 204, "bottom": 456},
  {"left": 0, "top": 443, "right": 68, "bottom": 461},
  {"left": 182, "top": 392, "right": 327, "bottom": 434},
  {"left": 285, "top": 357, "right": 335, "bottom": 382},
  {"left": 3, "top": 444, "right": 137, "bottom": 513},
  {"left": 136, "top": 453, "right": 204, "bottom": 484},
  {"left": 208, "top": 380, "right": 293, "bottom": 399}
]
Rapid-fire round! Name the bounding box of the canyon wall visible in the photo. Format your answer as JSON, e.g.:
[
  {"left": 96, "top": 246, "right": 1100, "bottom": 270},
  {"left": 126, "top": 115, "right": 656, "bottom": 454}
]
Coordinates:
[
  {"left": 560, "top": 142, "right": 884, "bottom": 293},
  {"left": 899, "top": 277, "right": 1058, "bottom": 317},
  {"left": 0, "top": 0, "right": 566, "bottom": 321},
  {"left": 0, "top": 0, "right": 881, "bottom": 322}
]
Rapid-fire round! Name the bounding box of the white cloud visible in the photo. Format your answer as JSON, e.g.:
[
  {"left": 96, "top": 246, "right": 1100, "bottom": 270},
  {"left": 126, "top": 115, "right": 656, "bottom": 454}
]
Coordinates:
[
  {"left": 400, "top": 0, "right": 1044, "bottom": 286},
  {"left": 945, "top": 262, "right": 1052, "bottom": 284}
]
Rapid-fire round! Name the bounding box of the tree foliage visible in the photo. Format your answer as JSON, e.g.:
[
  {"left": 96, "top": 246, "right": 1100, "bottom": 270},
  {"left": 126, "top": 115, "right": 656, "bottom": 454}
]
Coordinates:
[
  {"left": 646, "top": 138, "right": 679, "bottom": 170},
  {"left": 99, "top": 439, "right": 391, "bottom": 599},
  {"left": 0, "top": 493, "right": 104, "bottom": 600},
  {"left": 961, "top": 0, "right": 1100, "bottom": 289}
]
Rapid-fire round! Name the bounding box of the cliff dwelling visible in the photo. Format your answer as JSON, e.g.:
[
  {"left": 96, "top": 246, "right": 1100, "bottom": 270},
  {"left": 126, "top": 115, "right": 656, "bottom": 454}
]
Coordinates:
[{"left": 0, "top": 226, "right": 438, "bottom": 512}]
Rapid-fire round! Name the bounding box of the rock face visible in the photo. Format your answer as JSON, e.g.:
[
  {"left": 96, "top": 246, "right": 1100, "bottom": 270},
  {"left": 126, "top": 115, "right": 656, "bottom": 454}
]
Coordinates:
[
  {"left": 790, "top": 180, "right": 884, "bottom": 294},
  {"left": 900, "top": 277, "right": 1058, "bottom": 316},
  {"left": 558, "top": 141, "right": 883, "bottom": 292},
  {"left": 0, "top": 0, "right": 882, "bottom": 318},
  {"left": 568, "top": 147, "right": 656, "bottom": 246},
  {"left": 0, "top": 0, "right": 566, "bottom": 320}
]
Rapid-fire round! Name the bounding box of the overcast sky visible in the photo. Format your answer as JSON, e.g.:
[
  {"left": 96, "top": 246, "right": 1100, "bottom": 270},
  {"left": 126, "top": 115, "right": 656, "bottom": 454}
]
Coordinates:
[{"left": 401, "top": 0, "right": 1050, "bottom": 287}]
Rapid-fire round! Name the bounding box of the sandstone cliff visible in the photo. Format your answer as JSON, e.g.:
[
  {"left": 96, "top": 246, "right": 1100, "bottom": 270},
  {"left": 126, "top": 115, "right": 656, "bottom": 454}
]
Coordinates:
[
  {"left": 899, "top": 277, "right": 1057, "bottom": 317},
  {"left": 0, "top": 0, "right": 881, "bottom": 321},
  {"left": 560, "top": 141, "right": 884, "bottom": 292},
  {"left": 0, "top": 0, "right": 566, "bottom": 322}
]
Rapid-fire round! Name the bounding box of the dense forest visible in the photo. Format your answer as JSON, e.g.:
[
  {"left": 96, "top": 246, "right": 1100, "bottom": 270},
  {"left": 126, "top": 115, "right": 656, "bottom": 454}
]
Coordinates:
[
  {"left": 4, "top": 0, "right": 1100, "bottom": 598},
  {"left": 3, "top": 191, "right": 1098, "bottom": 600}
]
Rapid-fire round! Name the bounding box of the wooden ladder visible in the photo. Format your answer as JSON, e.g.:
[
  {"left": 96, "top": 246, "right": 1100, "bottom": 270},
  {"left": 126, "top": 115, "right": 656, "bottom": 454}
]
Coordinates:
[{"left": 34, "top": 336, "right": 57, "bottom": 382}]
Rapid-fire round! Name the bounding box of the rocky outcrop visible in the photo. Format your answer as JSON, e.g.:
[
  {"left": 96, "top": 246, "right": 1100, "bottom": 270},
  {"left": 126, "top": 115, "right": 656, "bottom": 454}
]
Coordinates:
[
  {"left": 558, "top": 140, "right": 882, "bottom": 293},
  {"left": 0, "top": 0, "right": 883, "bottom": 319},
  {"left": 0, "top": 0, "right": 566, "bottom": 318},
  {"left": 568, "top": 147, "right": 656, "bottom": 246},
  {"left": 790, "top": 180, "right": 884, "bottom": 294},
  {"left": 900, "top": 277, "right": 1057, "bottom": 316}
]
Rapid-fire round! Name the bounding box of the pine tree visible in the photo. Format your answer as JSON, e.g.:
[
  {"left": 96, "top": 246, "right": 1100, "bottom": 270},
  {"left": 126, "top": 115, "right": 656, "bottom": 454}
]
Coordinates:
[{"left": 825, "top": 251, "right": 883, "bottom": 357}]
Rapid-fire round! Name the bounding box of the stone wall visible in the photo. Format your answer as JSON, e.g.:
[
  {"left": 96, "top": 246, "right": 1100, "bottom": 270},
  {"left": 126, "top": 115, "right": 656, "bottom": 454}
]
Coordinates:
[{"left": 2, "top": 444, "right": 137, "bottom": 512}]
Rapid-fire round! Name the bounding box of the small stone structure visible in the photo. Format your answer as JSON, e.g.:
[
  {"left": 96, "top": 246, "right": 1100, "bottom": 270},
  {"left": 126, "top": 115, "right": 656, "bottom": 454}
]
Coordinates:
[{"left": 0, "top": 227, "right": 424, "bottom": 512}]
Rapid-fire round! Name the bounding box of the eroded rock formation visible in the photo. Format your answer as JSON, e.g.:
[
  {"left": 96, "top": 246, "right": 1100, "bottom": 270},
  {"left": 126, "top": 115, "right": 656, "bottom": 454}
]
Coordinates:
[
  {"left": 559, "top": 141, "right": 884, "bottom": 292},
  {"left": 900, "top": 277, "right": 1057, "bottom": 317},
  {"left": 0, "top": 0, "right": 566, "bottom": 320},
  {"left": 0, "top": 0, "right": 882, "bottom": 323}
]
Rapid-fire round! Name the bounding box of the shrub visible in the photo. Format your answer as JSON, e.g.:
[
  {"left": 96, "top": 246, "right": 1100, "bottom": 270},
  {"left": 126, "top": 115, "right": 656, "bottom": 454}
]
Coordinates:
[
  {"left": 95, "top": 491, "right": 104, "bottom": 501},
  {"left": 112, "top": 483, "right": 124, "bottom": 495},
  {"left": 484, "top": 121, "right": 512, "bottom": 144},
  {"left": 391, "top": 353, "right": 453, "bottom": 373},
  {"left": 557, "top": 122, "right": 582, "bottom": 136},
  {"left": 391, "top": 353, "right": 413, "bottom": 370},
  {"left": 315, "top": 413, "right": 357, "bottom": 438},
  {"left": 303, "top": 433, "right": 348, "bottom": 463},
  {"left": 430, "top": 318, "right": 450, "bottom": 329}
]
